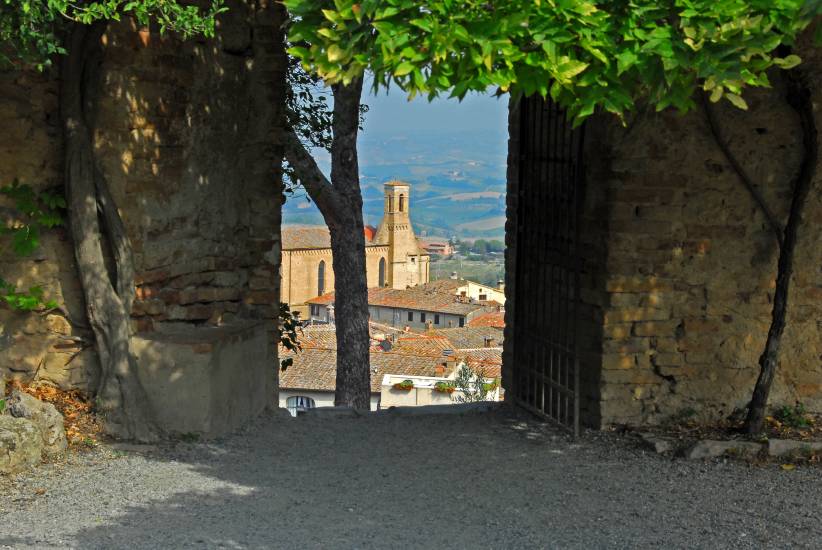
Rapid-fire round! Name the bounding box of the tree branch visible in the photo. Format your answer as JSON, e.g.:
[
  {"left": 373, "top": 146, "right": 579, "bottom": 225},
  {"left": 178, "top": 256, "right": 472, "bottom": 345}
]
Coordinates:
[
  {"left": 702, "top": 94, "right": 784, "bottom": 246},
  {"left": 282, "top": 128, "right": 343, "bottom": 226}
]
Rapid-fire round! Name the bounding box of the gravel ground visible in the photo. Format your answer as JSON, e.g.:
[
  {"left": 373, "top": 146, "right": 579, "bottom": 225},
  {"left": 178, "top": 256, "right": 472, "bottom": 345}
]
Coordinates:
[{"left": 1, "top": 405, "right": 821, "bottom": 549}]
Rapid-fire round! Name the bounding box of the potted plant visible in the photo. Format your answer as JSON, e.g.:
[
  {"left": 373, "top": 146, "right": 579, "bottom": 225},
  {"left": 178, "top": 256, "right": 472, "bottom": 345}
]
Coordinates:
[
  {"left": 433, "top": 381, "right": 456, "bottom": 394},
  {"left": 392, "top": 379, "right": 414, "bottom": 391}
]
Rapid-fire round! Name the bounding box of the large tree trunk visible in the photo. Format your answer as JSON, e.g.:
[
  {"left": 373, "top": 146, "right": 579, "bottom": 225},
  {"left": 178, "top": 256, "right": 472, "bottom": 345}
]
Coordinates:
[
  {"left": 327, "top": 79, "right": 371, "bottom": 409},
  {"left": 282, "top": 77, "right": 371, "bottom": 410},
  {"left": 60, "top": 23, "right": 159, "bottom": 441},
  {"left": 744, "top": 67, "right": 818, "bottom": 434}
]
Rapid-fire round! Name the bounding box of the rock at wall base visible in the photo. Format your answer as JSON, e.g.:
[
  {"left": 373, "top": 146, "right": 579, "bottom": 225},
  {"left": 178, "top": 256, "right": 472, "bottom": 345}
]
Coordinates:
[
  {"left": 7, "top": 390, "right": 68, "bottom": 456},
  {"left": 0, "top": 416, "right": 43, "bottom": 474},
  {"left": 638, "top": 432, "right": 674, "bottom": 454},
  {"left": 768, "top": 439, "right": 822, "bottom": 457}
]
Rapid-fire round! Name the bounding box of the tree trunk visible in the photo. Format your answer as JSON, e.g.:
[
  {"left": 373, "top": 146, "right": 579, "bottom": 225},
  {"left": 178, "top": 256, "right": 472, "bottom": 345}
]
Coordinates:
[
  {"left": 744, "top": 67, "right": 818, "bottom": 434},
  {"left": 328, "top": 79, "right": 371, "bottom": 409},
  {"left": 60, "top": 24, "right": 159, "bottom": 441},
  {"left": 281, "top": 76, "right": 372, "bottom": 410}
]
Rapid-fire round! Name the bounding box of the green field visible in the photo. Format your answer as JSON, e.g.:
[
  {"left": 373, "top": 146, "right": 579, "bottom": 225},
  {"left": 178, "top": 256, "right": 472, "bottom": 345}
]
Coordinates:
[{"left": 430, "top": 255, "right": 505, "bottom": 287}]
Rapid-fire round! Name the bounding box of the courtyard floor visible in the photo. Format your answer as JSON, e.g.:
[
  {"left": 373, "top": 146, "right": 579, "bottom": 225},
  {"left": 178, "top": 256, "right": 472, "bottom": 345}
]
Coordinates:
[{"left": 1, "top": 405, "right": 820, "bottom": 549}]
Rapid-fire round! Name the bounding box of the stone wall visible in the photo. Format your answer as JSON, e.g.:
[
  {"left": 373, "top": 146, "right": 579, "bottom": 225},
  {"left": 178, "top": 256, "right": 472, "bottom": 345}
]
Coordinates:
[
  {"left": 505, "top": 39, "right": 821, "bottom": 428},
  {"left": 590, "top": 65, "right": 822, "bottom": 425},
  {"left": 0, "top": 1, "right": 285, "bottom": 400}
]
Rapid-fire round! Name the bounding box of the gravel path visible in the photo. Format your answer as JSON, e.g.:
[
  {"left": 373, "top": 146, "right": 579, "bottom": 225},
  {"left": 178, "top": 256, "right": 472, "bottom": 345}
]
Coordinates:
[{"left": 1, "top": 406, "right": 820, "bottom": 549}]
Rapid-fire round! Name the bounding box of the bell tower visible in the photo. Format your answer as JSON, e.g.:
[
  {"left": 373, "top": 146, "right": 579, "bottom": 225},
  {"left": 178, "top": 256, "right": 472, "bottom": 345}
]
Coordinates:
[{"left": 373, "top": 181, "right": 429, "bottom": 289}]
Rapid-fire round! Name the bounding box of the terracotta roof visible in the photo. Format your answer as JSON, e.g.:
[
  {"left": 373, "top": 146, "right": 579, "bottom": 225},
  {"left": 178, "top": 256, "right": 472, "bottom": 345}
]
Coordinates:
[
  {"left": 429, "top": 326, "right": 504, "bottom": 350},
  {"left": 417, "top": 279, "right": 466, "bottom": 293},
  {"left": 307, "top": 292, "right": 336, "bottom": 305},
  {"left": 280, "top": 347, "right": 445, "bottom": 393},
  {"left": 460, "top": 347, "right": 502, "bottom": 365},
  {"left": 467, "top": 311, "right": 506, "bottom": 328},
  {"left": 282, "top": 225, "right": 381, "bottom": 250},
  {"left": 307, "top": 286, "right": 489, "bottom": 316},
  {"left": 297, "top": 325, "right": 338, "bottom": 350},
  {"left": 282, "top": 226, "right": 332, "bottom": 250},
  {"left": 388, "top": 334, "right": 452, "bottom": 356}
]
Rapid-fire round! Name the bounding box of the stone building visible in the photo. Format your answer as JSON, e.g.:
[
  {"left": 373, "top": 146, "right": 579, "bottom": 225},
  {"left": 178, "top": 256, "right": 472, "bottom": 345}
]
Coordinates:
[
  {"left": 281, "top": 181, "right": 430, "bottom": 317},
  {"left": 0, "top": 2, "right": 286, "bottom": 436},
  {"left": 306, "top": 284, "right": 492, "bottom": 329},
  {"left": 504, "top": 37, "right": 822, "bottom": 431}
]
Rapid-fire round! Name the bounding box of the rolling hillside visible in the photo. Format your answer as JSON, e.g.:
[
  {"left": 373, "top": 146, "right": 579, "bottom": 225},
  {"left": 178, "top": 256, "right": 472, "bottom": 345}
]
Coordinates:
[{"left": 283, "top": 129, "right": 508, "bottom": 240}]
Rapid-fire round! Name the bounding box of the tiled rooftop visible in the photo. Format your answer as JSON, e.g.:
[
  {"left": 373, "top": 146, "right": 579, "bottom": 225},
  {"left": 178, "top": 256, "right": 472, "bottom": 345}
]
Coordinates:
[
  {"left": 280, "top": 347, "right": 446, "bottom": 393},
  {"left": 307, "top": 286, "right": 490, "bottom": 316},
  {"left": 429, "top": 326, "right": 504, "bottom": 350},
  {"left": 467, "top": 311, "right": 506, "bottom": 328},
  {"left": 282, "top": 324, "right": 503, "bottom": 394},
  {"left": 282, "top": 225, "right": 379, "bottom": 250}
]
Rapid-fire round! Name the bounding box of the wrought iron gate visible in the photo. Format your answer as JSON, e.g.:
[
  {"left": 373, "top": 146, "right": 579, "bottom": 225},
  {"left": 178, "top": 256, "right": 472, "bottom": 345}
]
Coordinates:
[{"left": 513, "top": 97, "right": 585, "bottom": 436}]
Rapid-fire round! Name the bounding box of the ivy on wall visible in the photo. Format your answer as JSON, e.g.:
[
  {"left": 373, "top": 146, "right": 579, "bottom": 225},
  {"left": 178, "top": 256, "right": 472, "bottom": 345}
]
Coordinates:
[{"left": 0, "top": 181, "right": 65, "bottom": 310}]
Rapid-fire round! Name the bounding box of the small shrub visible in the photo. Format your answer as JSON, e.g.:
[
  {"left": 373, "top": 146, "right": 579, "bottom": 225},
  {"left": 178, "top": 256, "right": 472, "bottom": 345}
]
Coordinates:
[
  {"left": 774, "top": 403, "right": 811, "bottom": 429},
  {"left": 433, "top": 381, "right": 455, "bottom": 394},
  {"left": 393, "top": 379, "right": 414, "bottom": 391}
]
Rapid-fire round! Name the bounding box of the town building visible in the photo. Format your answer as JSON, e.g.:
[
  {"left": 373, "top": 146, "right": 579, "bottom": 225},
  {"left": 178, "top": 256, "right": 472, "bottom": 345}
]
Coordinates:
[
  {"left": 306, "top": 282, "right": 498, "bottom": 329},
  {"left": 281, "top": 181, "right": 430, "bottom": 318},
  {"left": 279, "top": 324, "right": 502, "bottom": 415},
  {"left": 418, "top": 238, "right": 454, "bottom": 257},
  {"left": 424, "top": 277, "right": 506, "bottom": 305}
]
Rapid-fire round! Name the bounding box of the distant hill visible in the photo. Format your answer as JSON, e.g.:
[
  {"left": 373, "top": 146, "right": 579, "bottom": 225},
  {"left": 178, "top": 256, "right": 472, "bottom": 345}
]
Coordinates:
[{"left": 283, "top": 130, "right": 507, "bottom": 240}]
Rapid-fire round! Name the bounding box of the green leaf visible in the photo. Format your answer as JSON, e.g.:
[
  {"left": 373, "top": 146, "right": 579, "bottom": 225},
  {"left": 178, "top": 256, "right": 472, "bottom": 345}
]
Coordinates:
[
  {"left": 774, "top": 54, "right": 802, "bottom": 70},
  {"left": 725, "top": 93, "right": 748, "bottom": 110},
  {"left": 616, "top": 50, "right": 637, "bottom": 75},
  {"left": 393, "top": 62, "right": 415, "bottom": 76},
  {"left": 327, "top": 44, "right": 345, "bottom": 63}
]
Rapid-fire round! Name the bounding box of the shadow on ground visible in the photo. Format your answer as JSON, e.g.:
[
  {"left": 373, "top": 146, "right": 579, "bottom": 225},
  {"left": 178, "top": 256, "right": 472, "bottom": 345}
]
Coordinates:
[{"left": 2, "top": 406, "right": 821, "bottom": 549}]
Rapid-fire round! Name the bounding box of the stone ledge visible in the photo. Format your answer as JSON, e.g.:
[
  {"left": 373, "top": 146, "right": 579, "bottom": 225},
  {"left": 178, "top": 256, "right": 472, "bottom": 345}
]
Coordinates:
[
  {"left": 133, "top": 321, "right": 274, "bottom": 438},
  {"left": 636, "top": 433, "right": 822, "bottom": 461}
]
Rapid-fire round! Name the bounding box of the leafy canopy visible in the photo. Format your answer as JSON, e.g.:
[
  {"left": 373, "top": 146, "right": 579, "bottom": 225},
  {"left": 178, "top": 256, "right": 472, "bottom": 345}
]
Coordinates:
[
  {"left": 285, "top": 0, "right": 822, "bottom": 123},
  {"left": 1, "top": 0, "right": 225, "bottom": 68}
]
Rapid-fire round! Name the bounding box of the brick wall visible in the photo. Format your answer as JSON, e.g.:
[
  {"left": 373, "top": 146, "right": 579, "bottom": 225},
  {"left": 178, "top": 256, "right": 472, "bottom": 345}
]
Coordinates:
[
  {"left": 0, "top": 1, "right": 286, "bottom": 392},
  {"left": 505, "top": 40, "right": 822, "bottom": 428}
]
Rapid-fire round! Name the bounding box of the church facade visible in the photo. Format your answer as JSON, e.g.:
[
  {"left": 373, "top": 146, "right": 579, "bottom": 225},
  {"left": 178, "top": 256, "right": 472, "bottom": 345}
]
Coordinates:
[{"left": 281, "top": 181, "right": 430, "bottom": 318}]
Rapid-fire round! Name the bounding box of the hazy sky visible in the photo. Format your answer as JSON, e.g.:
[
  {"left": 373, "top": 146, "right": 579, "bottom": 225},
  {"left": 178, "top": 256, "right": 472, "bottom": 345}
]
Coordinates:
[
  {"left": 309, "top": 85, "right": 509, "bottom": 173},
  {"left": 361, "top": 86, "right": 508, "bottom": 138}
]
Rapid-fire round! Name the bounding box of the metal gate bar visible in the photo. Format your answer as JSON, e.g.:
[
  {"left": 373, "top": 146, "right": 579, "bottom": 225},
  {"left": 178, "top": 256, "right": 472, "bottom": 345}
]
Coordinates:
[{"left": 513, "top": 97, "right": 585, "bottom": 436}]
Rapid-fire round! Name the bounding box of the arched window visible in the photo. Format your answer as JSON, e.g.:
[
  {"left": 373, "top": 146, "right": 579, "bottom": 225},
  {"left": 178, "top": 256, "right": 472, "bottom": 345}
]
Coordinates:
[
  {"left": 378, "top": 257, "right": 386, "bottom": 287},
  {"left": 286, "top": 395, "right": 316, "bottom": 417},
  {"left": 318, "top": 260, "right": 326, "bottom": 296},
  {"left": 399, "top": 194, "right": 405, "bottom": 212}
]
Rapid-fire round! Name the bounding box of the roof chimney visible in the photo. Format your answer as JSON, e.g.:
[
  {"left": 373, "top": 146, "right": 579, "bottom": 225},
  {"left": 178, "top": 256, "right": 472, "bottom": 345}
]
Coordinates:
[
  {"left": 450, "top": 271, "right": 458, "bottom": 280},
  {"left": 497, "top": 280, "right": 505, "bottom": 291},
  {"left": 484, "top": 335, "right": 496, "bottom": 348}
]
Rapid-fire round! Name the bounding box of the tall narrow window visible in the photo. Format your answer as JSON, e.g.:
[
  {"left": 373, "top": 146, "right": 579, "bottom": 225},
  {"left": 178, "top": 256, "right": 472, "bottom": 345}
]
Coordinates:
[
  {"left": 389, "top": 196, "right": 394, "bottom": 213},
  {"left": 399, "top": 194, "right": 405, "bottom": 212},
  {"left": 379, "top": 257, "right": 386, "bottom": 287},
  {"left": 318, "top": 260, "right": 326, "bottom": 296}
]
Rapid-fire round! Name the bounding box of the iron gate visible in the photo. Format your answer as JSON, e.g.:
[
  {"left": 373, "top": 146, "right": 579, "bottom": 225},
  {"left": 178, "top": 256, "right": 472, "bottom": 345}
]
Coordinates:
[{"left": 513, "top": 96, "right": 585, "bottom": 436}]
